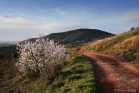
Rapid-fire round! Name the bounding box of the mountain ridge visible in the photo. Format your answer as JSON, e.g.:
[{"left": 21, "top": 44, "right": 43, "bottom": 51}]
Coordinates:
[{"left": 45, "top": 28, "right": 115, "bottom": 45}]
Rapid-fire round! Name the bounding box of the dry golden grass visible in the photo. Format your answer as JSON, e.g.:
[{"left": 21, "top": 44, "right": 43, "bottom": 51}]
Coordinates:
[{"left": 79, "top": 27, "right": 139, "bottom": 67}]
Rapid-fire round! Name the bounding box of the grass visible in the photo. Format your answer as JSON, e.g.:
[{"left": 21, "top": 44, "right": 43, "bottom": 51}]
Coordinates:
[
  {"left": 79, "top": 27, "right": 139, "bottom": 68},
  {"left": 46, "top": 54, "right": 96, "bottom": 93},
  {"left": 0, "top": 53, "right": 96, "bottom": 93}
]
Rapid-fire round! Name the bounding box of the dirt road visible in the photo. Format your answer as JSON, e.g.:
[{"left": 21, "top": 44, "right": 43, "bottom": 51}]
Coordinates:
[{"left": 83, "top": 52, "right": 139, "bottom": 93}]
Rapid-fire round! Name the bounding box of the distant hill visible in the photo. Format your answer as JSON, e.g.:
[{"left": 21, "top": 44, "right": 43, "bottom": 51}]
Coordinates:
[
  {"left": 0, "top": 41, "right": 17, "bottom": 44},
  {"left": 45, "top": 28, "right": 115, "bottom": 45},
  {"left": 24, "top": 28, "right": 115, "bottom": 46},
  {"left": 79, "top": 27, "right": 139, "bottom": 67},
  {"left": 0, "top": 43, "right": 13, "bottom": 47}
]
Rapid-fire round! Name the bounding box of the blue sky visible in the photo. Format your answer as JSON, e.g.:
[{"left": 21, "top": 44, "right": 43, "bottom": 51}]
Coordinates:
[{"left": 0, "top": 0, "right": 139, "bottom": 41}]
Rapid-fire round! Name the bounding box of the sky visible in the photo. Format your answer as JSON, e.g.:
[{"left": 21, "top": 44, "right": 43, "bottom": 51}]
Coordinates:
[{"left": 0, "top": 0, "right": 139, "bottom": 41}]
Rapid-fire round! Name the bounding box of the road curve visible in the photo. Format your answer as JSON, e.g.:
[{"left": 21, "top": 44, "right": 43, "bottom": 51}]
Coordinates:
[{"left": 83, "top": 52, "right": 139, "bottom": 93}]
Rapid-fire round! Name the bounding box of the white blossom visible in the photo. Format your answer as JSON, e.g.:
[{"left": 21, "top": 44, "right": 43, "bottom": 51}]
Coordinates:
[{"left": 15, "top": 35, "right": 68, "bottom": 75}]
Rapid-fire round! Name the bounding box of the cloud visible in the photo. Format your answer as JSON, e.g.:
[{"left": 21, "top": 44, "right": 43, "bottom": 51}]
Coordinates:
[
  {"left": 0, "top": 16, "right": 76, "bottom": 31},
  {"left": 96, "top": 10, "right": 139, "bottom": 25},
  {"left": 0, "top": 16, "right": 80, "bottom": 41},
  {"left": 0, "top": 8, "right": 139, "bottom": 41},
  {"left": 36, "top": 23, "right": 72, "bottom": 31},
  {"left": 0, "top": 16, "right": 29, "bottom": 24},
  {"left": 0, "top": 16, "right": 29, "bottom": 30}
]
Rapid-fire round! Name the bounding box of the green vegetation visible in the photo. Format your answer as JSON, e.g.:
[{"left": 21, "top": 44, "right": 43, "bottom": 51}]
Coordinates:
[
  {"left": 0, "top": 54, "right": 18, "bottom": 78},
  {"left": 80, "top": 27, "right": 139, "bottom": 67},
  {"left": 0, "top": 54, "right": 96, "bottom": 93},
  {"left": 46, "top": 28, "right": 114, "bottom": 45},
  {"left": 0, "top": 45, "right": 17, "bottom": 55}
]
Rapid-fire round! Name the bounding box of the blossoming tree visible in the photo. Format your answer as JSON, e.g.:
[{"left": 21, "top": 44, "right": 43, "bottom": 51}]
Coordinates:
[{"left": 15, "top": 35, "right": 68, "bottom": 78}]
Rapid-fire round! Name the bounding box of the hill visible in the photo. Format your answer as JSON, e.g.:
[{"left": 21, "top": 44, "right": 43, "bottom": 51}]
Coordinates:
[
  {"left": 0, "top": 41, "right": 17, "bottom": 44},
  {"left": 46, "top": 28, "right": 115, "bottom": 45},
  {"left": 79, "top": 27, "right": 139, "bottom": 67},
  {"left": 0, "top": 43, "right": 13, "bottom": 47}
]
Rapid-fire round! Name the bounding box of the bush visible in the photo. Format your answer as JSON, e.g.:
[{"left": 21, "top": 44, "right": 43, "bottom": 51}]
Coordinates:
[
  {"left": 131, "top": 27, "right": 135, "bottom": 30},
  {"left": 15, "top": 35, "right": 69, "bottom": 79}
]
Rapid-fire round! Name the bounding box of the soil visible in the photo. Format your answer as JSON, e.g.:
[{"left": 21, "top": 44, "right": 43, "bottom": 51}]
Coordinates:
[{"left": 83, "top": 52, "right": 139, "bottom": 93}]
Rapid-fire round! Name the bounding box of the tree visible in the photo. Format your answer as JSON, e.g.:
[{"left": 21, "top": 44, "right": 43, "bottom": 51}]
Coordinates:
[{"left": 15, "top": 35, "right": 68, "bottom": 78}]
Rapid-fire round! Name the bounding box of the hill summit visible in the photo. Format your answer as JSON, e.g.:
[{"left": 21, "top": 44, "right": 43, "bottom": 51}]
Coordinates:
[{"left": 46, "top": 28, "right": 115, "bottom": 45}]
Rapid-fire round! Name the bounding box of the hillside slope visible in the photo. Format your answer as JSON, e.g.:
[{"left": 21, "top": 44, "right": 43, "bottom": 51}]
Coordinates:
[
  {"left": 46, "top": 28, "right": 115, "bottom": 45},
  {"left": 79, "top": 27, "right": 139, "bottom": 67}
]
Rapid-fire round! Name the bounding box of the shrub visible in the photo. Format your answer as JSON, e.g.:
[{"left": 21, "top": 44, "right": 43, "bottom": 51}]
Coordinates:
[
  {"left": 15, "top": 35, "right": 68, "bottom": 79},
  {"left": 131, "top": 27, "right": 135, "bottom": 30}
]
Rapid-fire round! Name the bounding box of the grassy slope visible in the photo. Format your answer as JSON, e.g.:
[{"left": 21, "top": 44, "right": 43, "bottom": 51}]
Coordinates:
[
  {"left": 79, "top": 28, "right": 139, "bottom": 67},
  {"left": 0, "top": 54, "right": 96, "bottom": 93}
]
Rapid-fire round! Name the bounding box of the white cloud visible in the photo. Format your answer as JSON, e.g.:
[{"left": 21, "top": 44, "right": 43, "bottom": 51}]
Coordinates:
[
  {"left": 0, "top": 16, "right": 29, "bottom": 24},
  {"left": 96, "top": 10, "right": 139, "bottom": 25},
  {"left": 0, "top": 8, "right": 139, "bottom": 41},
  {"left": 0, "top": 16, "right": 76, "bottom": 31},
  {"left": 0, "top": 16, "right": 79, "bottom": 41},
  {"left": 0, "top": 16, "right": 33, "bottom": 30},
  {"left": 36, "top": 23, "right": 72, "bottom": 31}
]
